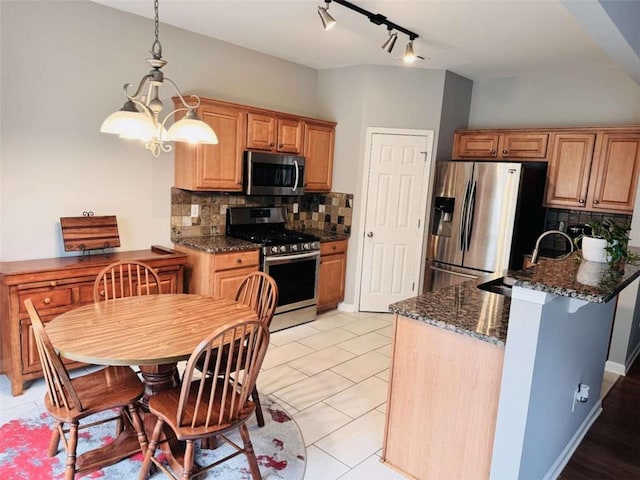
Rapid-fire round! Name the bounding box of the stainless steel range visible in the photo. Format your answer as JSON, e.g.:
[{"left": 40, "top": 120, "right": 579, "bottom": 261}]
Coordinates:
[{"left": 226, "top": 207, "right": 320, "bottom": 332}]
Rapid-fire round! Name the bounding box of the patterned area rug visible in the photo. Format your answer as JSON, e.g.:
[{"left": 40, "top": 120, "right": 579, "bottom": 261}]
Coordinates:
[{"left": 0, "top": 396, "right": 305, "bottom": 479}]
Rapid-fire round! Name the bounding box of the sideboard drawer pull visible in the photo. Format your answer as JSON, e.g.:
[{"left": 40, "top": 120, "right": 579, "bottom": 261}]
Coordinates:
[
  {"left": 43, "top": 297, "right": 52, "bottom": 305},
  {"left": 50, "top": 281, "right": 58, "bottom": 287}
]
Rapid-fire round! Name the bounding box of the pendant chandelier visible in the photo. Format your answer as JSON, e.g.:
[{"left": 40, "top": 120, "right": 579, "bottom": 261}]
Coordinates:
[{"left": 100, "top": 0, "right": 217, "bottom": 157}]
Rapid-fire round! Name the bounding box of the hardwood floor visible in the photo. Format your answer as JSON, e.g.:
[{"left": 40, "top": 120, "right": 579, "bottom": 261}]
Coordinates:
[{"left": 561, "top": 357, "right": 640, "bottom": 479}]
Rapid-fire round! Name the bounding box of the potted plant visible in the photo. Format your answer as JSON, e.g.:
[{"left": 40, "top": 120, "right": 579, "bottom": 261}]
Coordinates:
[{"left": 579, "top": 219, "right": 637, "bottom": 266}]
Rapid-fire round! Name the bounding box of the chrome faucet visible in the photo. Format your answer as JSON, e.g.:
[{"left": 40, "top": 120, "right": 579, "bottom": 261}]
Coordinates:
[{"left": 530, "top": 230, "right": 575, "bottom": 265}]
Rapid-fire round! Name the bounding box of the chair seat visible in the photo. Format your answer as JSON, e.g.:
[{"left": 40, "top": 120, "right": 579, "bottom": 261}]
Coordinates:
[
  {"left": 148, "top": 381, "right": 256, "bottom": 441},
  {"left": 45, "top": 366, "right": 144, "bottom": 423}
]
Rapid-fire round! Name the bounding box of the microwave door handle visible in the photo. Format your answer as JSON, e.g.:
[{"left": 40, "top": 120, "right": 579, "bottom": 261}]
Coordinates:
[{"left": 293, "top": 160, "right": 300, "bottom": 191}]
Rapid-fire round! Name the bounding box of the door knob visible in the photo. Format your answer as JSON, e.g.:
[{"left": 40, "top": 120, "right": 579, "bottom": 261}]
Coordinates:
[{"left": 367, "top": 232, "right": 374, "bottom": 237}]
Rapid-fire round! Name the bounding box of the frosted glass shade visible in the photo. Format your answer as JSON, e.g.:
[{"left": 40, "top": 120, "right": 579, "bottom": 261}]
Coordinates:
[
  {"left": 168, "top": 110, "right": 218, "bottom": 144},
  {"left": 101, "top": 101, "right": 157, "bottom": 141}
]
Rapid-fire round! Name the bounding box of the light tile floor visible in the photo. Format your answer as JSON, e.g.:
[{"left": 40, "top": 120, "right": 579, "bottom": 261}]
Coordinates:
[{"left": 0, "top": 309, "right": 622, "bottom": 479}]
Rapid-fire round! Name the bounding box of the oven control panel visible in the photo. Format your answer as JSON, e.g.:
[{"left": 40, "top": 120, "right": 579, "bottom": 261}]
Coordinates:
[{"left": 263, "top": 241, "right": 320, "bottom": 257}]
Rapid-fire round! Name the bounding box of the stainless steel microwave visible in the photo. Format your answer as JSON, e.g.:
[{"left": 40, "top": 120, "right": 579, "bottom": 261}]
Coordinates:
[{"left": 244, "top": 151, "right": 305, "bottom": 196}]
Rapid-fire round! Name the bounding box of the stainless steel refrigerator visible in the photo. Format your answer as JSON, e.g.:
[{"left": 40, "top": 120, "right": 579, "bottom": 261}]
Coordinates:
[{"left": 424, "top": 161, "right": 547, "bottom": 292}]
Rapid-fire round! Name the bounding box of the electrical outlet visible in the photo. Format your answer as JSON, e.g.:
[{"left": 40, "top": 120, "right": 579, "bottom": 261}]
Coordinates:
[
  {"left": 191, "top": 204, "right": 199, "bottom": 217},
  {"left": 293, "top": 203, "right": 299, "bottom": 214}
]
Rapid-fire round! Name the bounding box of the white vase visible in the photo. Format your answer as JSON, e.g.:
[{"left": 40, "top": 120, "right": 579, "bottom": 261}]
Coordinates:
[
  {"left": 581, "top": 236, "right": 608, "bottom": 263},
  {"left": 576, "top": 260, "right": 608, "bottom": 286}
]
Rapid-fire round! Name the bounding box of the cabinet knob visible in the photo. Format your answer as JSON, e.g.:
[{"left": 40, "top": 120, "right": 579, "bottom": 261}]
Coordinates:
[
  {"left": 236, "top": 258, "right": 242, "bottom": 264},
  {"left": 50, "top": 281, "right": 58, "bottom": 287},
  {"left": 332, "top": 245, "right": 337, "bottom": 250},
  {"left": 279, "top": 144, "right": 283, "bottom": 148},
  {"left": 593, "top": 200, "right": 600, "bottom": 205},
  {"left": 579, "top": 199, "right": 585, "bottom": 204},
  {"left": 490, "top": 150, "right": 496, "bottom": 155},
  {"left": 502, "top": 150, "right": 508, "bottom": 155},
  {"left": 269, "top": 143, "right": 275, "bottom": 147},
  {"left": 43, "top": 297, "right": 52, "bottom": 305}
]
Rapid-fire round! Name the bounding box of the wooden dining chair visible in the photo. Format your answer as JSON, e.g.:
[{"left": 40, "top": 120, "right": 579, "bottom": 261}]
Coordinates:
[
  {"left": 93, "top": 260, "right": 162, "bottom": 302},
  {"left": 233, "top": 272, "right": 278, "bottom": 427},
  {"left": 24, "top": 299, "right": 148, "bottom": 480},
  {"left": 138, "top": 319, "right": 270, "bottom": 480}
]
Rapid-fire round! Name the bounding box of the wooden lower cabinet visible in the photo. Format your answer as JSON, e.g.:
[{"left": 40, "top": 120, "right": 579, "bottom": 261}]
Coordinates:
[
  {"left": 173, "top": 244, "right": 260, "bottom": 300},
  {"left": 382, "top": 315, "right": 505, "bottom": 479},
  {"left": 317, "top": 240, "right": 347, "bottom": 312},
  {"left": 0, "top": 246, "right": 186, "bottom": 396}
]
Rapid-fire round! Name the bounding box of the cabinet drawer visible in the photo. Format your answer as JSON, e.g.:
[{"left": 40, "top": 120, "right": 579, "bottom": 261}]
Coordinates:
[
  {"left": 214, "top": 250, "right": 259, "bottom": 271},
  {"left": 320, "top": 240, "right": 348, "bottom": 256},
  {"left": 19, "top": 288, "right": 73, "bottom": 312}
]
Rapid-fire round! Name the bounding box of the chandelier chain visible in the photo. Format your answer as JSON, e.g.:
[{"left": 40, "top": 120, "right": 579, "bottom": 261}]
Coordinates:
[{"left": 151, "top": 0, "right": 162, "bottom": 60}]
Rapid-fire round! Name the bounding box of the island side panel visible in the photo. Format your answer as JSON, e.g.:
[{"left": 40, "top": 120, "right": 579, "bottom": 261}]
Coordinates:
[{"left": 382, "top": 314, "right": 505, "bottom": 479}]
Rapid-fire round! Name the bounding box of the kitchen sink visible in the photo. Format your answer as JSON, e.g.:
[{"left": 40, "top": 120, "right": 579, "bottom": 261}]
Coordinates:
[{"left": 477, "top": 277, "right": 512, "bottom": 297}]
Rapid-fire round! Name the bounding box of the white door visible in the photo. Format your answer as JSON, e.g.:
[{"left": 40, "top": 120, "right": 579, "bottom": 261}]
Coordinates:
[{"left": 359, "top": 131, "right": 433, "bottom": 311}]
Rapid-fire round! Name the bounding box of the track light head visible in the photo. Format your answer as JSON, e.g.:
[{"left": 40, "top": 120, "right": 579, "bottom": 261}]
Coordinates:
[
  {"left": 403, "top": 40, "right": 417, "bottom": 63},
  {"left": 318, "top": 1, "right": 336, "bottom": 31},
  {"left": 381, "top": 30, "right": 398, "bottom": 54}
]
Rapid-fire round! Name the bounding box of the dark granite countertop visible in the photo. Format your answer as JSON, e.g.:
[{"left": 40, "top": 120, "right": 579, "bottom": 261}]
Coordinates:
[
  {"left": 390, "top": 272, "right": 511, "bottom": 346},
  {"left": 173, "top": 230, "right": 349, "bottom": 254},
  {"left": 505, "top": 249, "right": 640, "bottom": 304},
  {"left": 172, "top": 236, "right": 259, "bottom": 253},
  {"left": 390, "top": 248, "right": 640, "bottom": 346}
]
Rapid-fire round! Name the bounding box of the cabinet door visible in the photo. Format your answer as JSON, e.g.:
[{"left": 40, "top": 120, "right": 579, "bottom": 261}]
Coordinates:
[
  {"left": 544, "top": 133, "right": 596, "bottom": 209},
  {"left": 453, "top": 133, "right": 500, "bottom": 159},
  {"left": 587, "top": 133, "right": 640, "bottom": 213},
  {"left": 499, "top": 133, "right": 548, "bottom": 159},
  {"left": 277, "top": 117, "right": 303, "bottom": 154},
  {"left": 247, "top": 112, "right": 276, "bottom": 151},
  {"left": 174, "top": 102, "right": 245, "bottom": 191},
  {"left": 304, "top": 122, "right": 335, "bottom": 192},
  {"left": 317, "top": 240, "right": 347, "bottom": 311},
  {"left": 213, "top": 265, "right": 259, "bottom": 300}
]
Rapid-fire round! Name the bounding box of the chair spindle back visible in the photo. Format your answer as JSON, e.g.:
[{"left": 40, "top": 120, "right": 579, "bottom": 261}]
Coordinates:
[
  {"left": 177, "top": 320, "right": 269, "bottom": 429},
  {"left": 93, "top": 260, "right": 162, "bottom": 302},
  {"left": 24, "top": 299, "right": 83, "bottom": 412},
  {"left": 235, "top": 272, "right": 278, "bottom": 327}
]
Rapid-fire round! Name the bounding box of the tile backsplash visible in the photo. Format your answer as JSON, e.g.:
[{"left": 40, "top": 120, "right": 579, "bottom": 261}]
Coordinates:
[
  {"left": 541, "top": 208, "right": 632, "bottom": 252},
  {"left": 171, "top": 188, "right": 353, "bottom": 240}
]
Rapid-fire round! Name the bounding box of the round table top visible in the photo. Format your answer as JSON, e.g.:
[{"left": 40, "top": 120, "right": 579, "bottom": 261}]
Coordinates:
[{"left": 45, "top": 294, "right": 258, "bottom": 366}]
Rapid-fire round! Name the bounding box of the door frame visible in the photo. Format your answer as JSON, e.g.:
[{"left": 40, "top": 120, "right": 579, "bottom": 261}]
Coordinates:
[{"left": 355, "top": 127, "right": 435, "bottom": 312}]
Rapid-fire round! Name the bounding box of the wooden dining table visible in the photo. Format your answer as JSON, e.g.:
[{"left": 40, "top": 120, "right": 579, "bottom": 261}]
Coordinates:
[{"left": 45, "top": 293, "right": 258, "bottom": 477}]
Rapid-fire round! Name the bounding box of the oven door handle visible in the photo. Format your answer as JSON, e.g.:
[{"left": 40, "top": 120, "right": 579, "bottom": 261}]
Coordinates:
[
  {"left": 293, "top": 160, "right": 300, "bottom": 192},
  {"left": 264, "top": 250, "right": 320, "bottom": 263}
]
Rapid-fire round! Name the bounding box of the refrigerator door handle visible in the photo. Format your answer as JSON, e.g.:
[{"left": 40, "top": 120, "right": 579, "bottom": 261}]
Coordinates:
[
  {"left": 465, "top": 180, "right": 477, "bottom": 251},
  {"left": 430, "top": 265, "right": 479, "bottom": 279},
  {"left": 460, "top": 180, "right": 471, "bottom": 251}
]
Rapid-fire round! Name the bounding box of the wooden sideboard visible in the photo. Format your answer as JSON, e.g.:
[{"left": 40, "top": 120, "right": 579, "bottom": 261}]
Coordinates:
[{"left": 0, "top": 245, "right": 187, "bottom": 396}]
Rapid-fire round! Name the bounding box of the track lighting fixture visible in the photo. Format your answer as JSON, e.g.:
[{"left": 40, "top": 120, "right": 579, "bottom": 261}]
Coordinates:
[
  {"left": 403, "top": 40, "right": 417, "bottom": 63},
  {"left": 319, "top": 0, "right": 421, "bottom": 63},
  {"left": 381, "top": 30, "right": 398, "bottom": 54},
  {"left": 318, "top": 1, "right": 336, "bottom": 31}
]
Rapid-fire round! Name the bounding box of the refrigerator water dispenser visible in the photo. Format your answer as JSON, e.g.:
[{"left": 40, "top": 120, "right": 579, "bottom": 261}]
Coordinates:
[{"left": 431, "top": 197, "right": 455, "bottom": 236}]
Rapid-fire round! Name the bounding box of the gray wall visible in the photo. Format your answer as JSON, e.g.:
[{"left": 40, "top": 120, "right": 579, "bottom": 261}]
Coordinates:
[
  {"left": 599, "top": 0, "right": 640, "bottom": 57},
  {"left": 437, "top": 71, "right": 473, "bottom": 161},
  {"left": 318, "top": 66, "right": 452, "bottom": 308},
  {"left": 0, "top": 0, "right": 319, "bottom": 261}
]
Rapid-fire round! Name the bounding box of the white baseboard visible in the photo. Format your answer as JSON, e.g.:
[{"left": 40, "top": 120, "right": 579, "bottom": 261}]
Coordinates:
[
  {"left": 605, "top": 360, "right": 626, "bottom": 376},
  {"left": 606, "top": 340, "right": 640, "bottom": 376},
  {"left": 337, "top": 302, "right": 357, "bottom": 312},
  {"left": 543, "top": 401, "right": 602, "bottom": 480}
]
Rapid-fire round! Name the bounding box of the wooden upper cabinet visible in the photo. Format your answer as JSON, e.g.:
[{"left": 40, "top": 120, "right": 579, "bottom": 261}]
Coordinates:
[
  {"left": 453, "top": 131, "right": 548, "bottom": 160},
  {"left": 247, "top": 112, "right": 303, "bottom": 154},
  {"left": 587, "top": 133, "right": 640, "bottom": 213},
  {"left": 173, "top": 99, "right": 246, "bottom": 191},
  {"left": 544, "top": 131, "right": 640, "bottom": 214},
  {"left": 544, "top": 133, "right": 596, "bottom": 209},
  {"left": 304, "top": 121, "right": 336, "bottom": 192}
]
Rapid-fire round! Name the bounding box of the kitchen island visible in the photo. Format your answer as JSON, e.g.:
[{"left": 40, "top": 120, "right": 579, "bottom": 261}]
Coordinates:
[{"left": 383, "top": 251, "right": 640, "bottom": 479}]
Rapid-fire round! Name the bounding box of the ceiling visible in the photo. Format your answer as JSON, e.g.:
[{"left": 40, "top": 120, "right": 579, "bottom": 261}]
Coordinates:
[{"left": 92, "top": 0, "right": 630, "bottom": 81}]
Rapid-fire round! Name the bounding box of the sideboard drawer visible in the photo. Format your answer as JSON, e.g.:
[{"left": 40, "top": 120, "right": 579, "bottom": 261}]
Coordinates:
[{"left": 19, "top": 288, "right": 73, "bottom": 312}]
